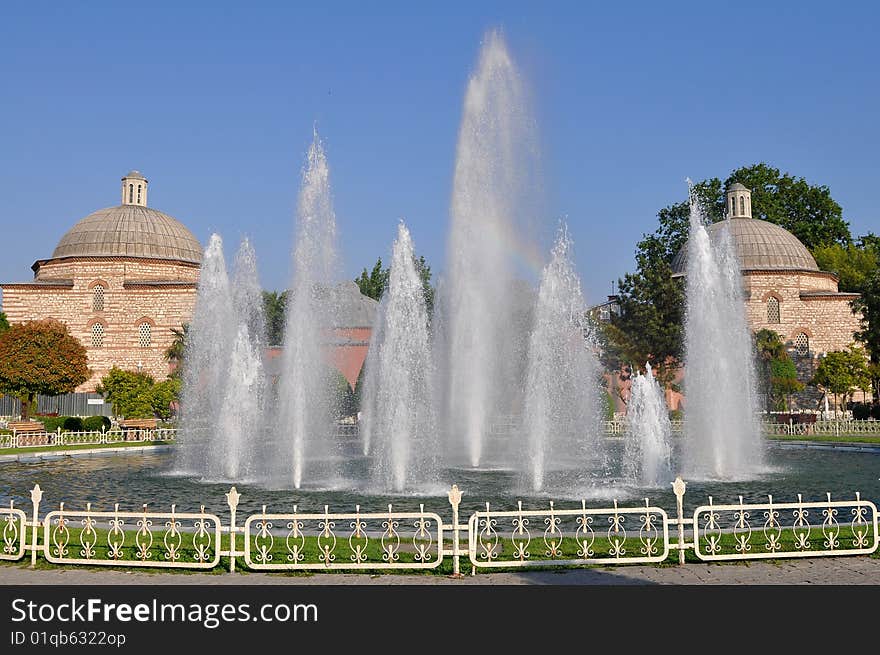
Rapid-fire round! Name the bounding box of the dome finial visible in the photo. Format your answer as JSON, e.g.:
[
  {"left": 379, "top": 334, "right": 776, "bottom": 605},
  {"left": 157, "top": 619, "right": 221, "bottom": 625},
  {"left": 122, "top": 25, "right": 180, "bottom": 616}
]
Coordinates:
[
  {"left": 726, "top": 182, "right": 751, "bottom": 219},
  {"left": 121, "top": 171, "right": 148, "bottom": 207}
]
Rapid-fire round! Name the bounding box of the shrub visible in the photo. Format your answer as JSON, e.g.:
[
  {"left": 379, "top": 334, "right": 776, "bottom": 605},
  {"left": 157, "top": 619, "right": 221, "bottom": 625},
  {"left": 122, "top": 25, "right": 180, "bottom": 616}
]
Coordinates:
[
  {"left": 82, "top": 415, "right": 111, "bottom": 431},
  {"left": 873, "top": 404, "right": 880, "bottom": 420},
  {"left": 37, "top": 416, "right": 68, "bottom": 432},
  {"left": 62, "top": 416, "right": 84, "bottom": 431},
  {"left": 852, "top": 403, "right": 871, "bottom": 420}
]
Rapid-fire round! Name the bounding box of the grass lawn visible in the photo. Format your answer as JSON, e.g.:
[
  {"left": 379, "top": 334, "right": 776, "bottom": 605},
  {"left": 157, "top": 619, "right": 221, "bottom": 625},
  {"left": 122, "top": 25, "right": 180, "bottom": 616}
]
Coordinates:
[{"left": 0, "top": 441, "right": 173, "bottom": 456}]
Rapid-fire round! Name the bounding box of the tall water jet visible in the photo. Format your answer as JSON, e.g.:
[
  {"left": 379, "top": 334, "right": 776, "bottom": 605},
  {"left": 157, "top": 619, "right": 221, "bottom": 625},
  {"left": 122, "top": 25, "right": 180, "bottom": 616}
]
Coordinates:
[
  {"left": 439, "top": 29, "right": 540, "bottom": 467},
  {"left": 521, "top": 224, "right": 601, "bottom": 492},
  {"left": 682, "top": 185, "right": 764, "bottom": 479},
  {"left": 361, "top": 222, "right": 437, "bottom": 492},
  {"left": 274, "top": 129, "right": 340, "bottom": 489},
  {"left": 624, "top": 363, "right": 672, "bottom": 487},
  {"left": 214, "top": 238, "right": 267, "bottom": 481},
  {"left": 176, "top": 234, "right": 236, "bottom": 477}
]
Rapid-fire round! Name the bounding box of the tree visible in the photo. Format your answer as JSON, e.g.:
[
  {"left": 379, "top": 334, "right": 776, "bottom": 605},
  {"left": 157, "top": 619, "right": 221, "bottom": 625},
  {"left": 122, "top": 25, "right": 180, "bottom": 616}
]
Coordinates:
[
  {"left": 812, "top": 242, "right": 878, "bottom": 293},
  {"left": 811, "top": 347, "right": 871, "bottom": 413},
  {"left": 853, "top": 270, "right": 880, "bottom": 401},
  {"left": 262, "top": 290, "right": 287, "bottom": 345},
  {"left": 0, "top": 320, "right": 89, "bottom": 419},
  {"left": 164, "top": 324, "right": 188, "bottom": 376},
  {"left": 0, "top": 312, "right": 9, "bottom": 335},
  {"left": 355, "top": 258, "right": 389, "bottom": 301},
  {"left": 96, "top": 367, "right": 156, "bottom": 419},
  {"left": 769, "top": 357, "right": 804, "bottom": 413},
  {"left": 149, "top": 378, "right": 181, "bottom": 421}
]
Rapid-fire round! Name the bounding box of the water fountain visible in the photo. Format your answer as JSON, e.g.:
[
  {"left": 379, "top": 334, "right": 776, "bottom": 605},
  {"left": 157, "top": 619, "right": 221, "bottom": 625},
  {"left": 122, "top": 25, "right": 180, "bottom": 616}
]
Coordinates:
[
  {"left": 437, "top": 29, "right": 540, "bottom": 469},
  {"left": 273, "top": 128, "right": 341, "bottom": 489},
  {"left": 682, "top": 185, "right": 765, "bottom": 480},
  {"left": 624, "top": 362, "right": 672, "bottom": 487},
  {"left": 360, "top": 222, "right": 438, "bottom": 492},
  {"left": 521, "top": 224, "right": 601, "bottom": 492}
]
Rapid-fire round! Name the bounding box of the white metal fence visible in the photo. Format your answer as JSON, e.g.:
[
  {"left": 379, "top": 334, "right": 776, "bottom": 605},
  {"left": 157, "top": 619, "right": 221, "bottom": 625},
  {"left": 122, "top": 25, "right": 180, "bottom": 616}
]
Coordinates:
[
  {"left": 2, "top": 478, "right": 876, "bottom": 575},
  {"left": 0, "top": 428, "right": 177, "bottom": 450}
]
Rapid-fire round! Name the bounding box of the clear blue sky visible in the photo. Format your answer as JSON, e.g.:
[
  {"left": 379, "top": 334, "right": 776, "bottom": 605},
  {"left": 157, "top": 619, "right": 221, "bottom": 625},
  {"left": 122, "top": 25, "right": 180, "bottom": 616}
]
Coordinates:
[{"left": 1, "top": 1, "right": 877, "bottom": 305}]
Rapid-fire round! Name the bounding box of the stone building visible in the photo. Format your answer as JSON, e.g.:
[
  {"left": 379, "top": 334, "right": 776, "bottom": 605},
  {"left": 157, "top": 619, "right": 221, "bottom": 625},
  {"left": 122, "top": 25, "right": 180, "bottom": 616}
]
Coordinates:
[
  {"left": 1, "top": 172, "right": 202, "bottom": 391},
  {"left": 671, "top": 183, "right": 862, "bottom": 407}
]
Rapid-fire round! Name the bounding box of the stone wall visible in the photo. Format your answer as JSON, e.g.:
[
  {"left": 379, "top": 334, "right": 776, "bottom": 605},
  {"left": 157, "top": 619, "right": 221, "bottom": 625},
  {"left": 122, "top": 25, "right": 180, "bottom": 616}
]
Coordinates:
[{"left": 1, "top": 257, "right": 198, "bottom": 391}]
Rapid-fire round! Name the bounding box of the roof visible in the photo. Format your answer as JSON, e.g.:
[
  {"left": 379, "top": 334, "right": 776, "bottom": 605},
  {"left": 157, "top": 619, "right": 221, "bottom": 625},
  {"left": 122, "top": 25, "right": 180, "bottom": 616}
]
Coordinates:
[
  {"left": 728, "top": 182, "right": 749, "bottom": 191},
  {"left": 123, "top": 170, "right": 146, "bottom": 180},
  {"left": 671, "top": 218, "right": 819, "bottom": 275},
  {"left": 50, "top": 205, "right": 202, "bottom": 264}
]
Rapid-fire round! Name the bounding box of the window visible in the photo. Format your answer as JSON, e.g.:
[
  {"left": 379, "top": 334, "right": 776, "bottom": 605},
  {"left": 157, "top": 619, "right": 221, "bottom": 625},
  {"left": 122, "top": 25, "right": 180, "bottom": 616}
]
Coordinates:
[
  {"left": 128, "top": 184, "right": 133, "bottom": 203},
  {"left": 794, "top": 332, "right": 809, "bottom": 356},
  {"left": 730, "top": 196, "right": 736, "bottom": 215},
  {"left": 767, "top": 296, "right": 780, "bottom": 323},
  {"left": 138, "top": 322, "right": 152, "bottom": 348},
  {"left": 91, "top": 323, "right": 105, "bottom": 348},
  {"left": 92, "top": 284, "right": 105, "bottom": 312},
  {"left": 137, "top": 184, "right": 142, "bottom": 204},
  {"left": 740, "top": 196, "right": 745, "bottom": 215}
]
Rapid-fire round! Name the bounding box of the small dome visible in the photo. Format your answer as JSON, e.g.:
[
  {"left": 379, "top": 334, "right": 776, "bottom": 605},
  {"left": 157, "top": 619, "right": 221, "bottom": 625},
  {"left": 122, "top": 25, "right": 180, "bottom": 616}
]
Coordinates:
[
  {"left": 123, "top": 170, "right": 146, "bottom": 180},
  {"left": 728, "top": 182, "right": 749, "bottom": 192},
  {"left": 51, "top": 205, "right": 202, "bottom": 264},
  {"left": 671, "top": 218, "right": 818, "bottom": 275}
]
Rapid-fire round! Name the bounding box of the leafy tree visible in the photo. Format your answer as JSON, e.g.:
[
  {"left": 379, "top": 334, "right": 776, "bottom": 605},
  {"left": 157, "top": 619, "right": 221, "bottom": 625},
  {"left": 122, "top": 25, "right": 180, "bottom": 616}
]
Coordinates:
[
  {"left": 96, "top": 367, "right": 155, "bottom": 419},
  {"left": 0, "top": 320, "right": 89, "bottom": 419},
  {"left": 853, "top": 269, "right": 880, "bottom": 400},
  {"left": 812, "top": 242, "right": 878, "bottom": 293},
  {"left": 0, "top": 312, "right": 9, "bottom": 335},
  {"left": 164, "top": 324, "right": 188, "bottom": 377},
  {"left": 355, "top": 258, "right": 389, "bottom": 301},
  {"left": 754, "top": 329, "right": 804, "bottom": 412},
  {"left": 769, "top": 357, "right": 804, "bottom": 413},
  {"left": 149, "top": 378, "right": 181, "bottom": 420},
  {"left": 811, "top": 347, "right": 871, "bottom": 413},
  {"left": 262, "top": 290, "right": 287, "bottom": 345}
]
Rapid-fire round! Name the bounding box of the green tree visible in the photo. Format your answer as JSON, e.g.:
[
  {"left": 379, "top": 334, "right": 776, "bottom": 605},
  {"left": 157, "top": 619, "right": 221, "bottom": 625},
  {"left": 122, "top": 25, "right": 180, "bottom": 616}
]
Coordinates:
[
  {"left": 262, "top": 290, "right": 287, "bottom": 345},
  {"left": 164, "top": 324, "right": 188, "bottom": 378},
  {"left": 355, "top": 258, "right": 389, "bottom": 301},
  {"left": 96, "top": 367, "right": 156, "bottom": 419},
  {"left": 812, "top": 242, "right": 878, "bottom": 293},
  {"left": 0, "top": 320, "right": 89, "bottom": 419},
  {"left": 811, "top": 347, "right": 871, "bottom": 413},
  {"left": 769, "top": 357, "right": 805, "bottom": 413},
  {"left": 0, "top": 312, "right": 9, "bottom": 335},
  {"left": 853, "top": 270, "right": 880, "bottom": 400},
  {"left": 149, "top": 378, "right": 181, "bottom": 421}
]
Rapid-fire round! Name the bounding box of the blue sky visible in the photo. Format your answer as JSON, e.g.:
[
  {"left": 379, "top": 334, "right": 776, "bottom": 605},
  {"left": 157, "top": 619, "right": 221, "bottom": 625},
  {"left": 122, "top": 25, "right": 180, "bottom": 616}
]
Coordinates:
[{"left": 1, "top": 1, "right": 877, "bottom": 305}]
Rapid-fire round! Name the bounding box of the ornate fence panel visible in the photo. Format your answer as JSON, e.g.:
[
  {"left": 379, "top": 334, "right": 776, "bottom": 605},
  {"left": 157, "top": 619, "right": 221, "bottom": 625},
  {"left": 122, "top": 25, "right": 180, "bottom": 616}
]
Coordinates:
[
  {"left": 692, "top": 493, "right": 879, "bottom": 561},
  {"left": 468, "top": 499, "right": 670, "bottom": 569},
  {"left": 42, "top": 502, "right": 223, "bottom": 569},
  {"left": 0, "top": 504, "right": 27, "bottom": 561},
  {"left": 243, "top": 503, "right": 445, "bottom": 571}
]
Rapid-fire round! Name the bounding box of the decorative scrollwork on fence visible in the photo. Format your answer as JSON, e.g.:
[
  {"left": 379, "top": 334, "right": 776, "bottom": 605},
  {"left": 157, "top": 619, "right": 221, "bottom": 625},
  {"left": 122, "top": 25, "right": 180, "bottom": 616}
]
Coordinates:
[
  {"left": 468, "top": 499, "right": 669, "bottom": 569},
  {"left": 80, "top": 503, "right": 97, "bottom": 559},
  {"left": 51, "top": 504, "right": 70, "bottom": 558},
  {"left": 348, "top": 506, "right": 368, "bottom": 564},
  {"left": 693, "top": 492, "right": 878, "bottom": 561},
  {"left": 1, "top": 503, "right": 25, "bottom": 560},
  {"left": 381, "top": 505, "right": 400, "bottom": 563}
]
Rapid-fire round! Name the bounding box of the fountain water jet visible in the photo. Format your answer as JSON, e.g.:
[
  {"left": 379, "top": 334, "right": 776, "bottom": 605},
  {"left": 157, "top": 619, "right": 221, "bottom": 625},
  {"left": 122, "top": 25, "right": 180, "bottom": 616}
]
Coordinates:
[
  {"left": 361, "top": 222, "right": 437, "bottom": 492},
  {"left": 274, "top": 129, "right": 341, "bottom": 489},
  {"left": 624, "top": 363, "right": 672, "bottom": 487},
  {"left": 438, "top": 29, "right": 541, "bottom": 468},
  {"left": 521, "top": 224, "right": 601, "bottom": 492},
  {"left": 682, "top": 184, "right": 764, "bottom": 480}
]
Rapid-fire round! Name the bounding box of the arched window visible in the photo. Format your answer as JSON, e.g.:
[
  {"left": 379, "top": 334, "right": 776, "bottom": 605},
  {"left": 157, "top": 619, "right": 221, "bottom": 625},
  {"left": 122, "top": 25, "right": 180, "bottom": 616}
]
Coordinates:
[
  {"left": 137, "top": 184, "right": 142, "bottom": 204},
  {"left": 128, "top": 184, "right": 133, "bottom": 203},
  {"left": 91, "top": 323, "right": 105, "bottom": 348},
  {"left": 794, "top": 332, "right": 809, "bottom": 356},
  {"left": 767, "top": 296, "right": 780, "bottom": 323},
  {"left": 730, "top": 196, "right": 736, "bottom": 216},
  {"left": 92, "top": 284, "right": 105, "bottom": 312},
  {"left": 740, "top": 196, "right": 745, "bottom": 215},
  {"left": 138, "top": 322, "right": 152, "bottom": 348}
]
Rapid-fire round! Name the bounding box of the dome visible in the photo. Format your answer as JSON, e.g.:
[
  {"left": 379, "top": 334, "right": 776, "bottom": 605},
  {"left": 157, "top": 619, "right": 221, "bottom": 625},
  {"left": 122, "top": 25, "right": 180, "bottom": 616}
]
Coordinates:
[
  {"left": 671, "top": 217, "right": 818, "bottom": 275},
  {"left": 51, "top": 205, "right": 202, "bottom": 264}
]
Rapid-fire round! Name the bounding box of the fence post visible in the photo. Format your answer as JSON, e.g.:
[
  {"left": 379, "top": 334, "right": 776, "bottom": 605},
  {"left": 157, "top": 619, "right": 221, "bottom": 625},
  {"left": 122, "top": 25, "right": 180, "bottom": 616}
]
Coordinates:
[
  {"left": 447, "top": 484, "right": 463, "bottom": 577},
  {"left": 29, "top": 484, "right": 42, "bottom": 568},
  {"left": 101, "top": 425, "right": 106, "bottom": 444},
  {"left": 672, "top": 477, "right": 687, "bottom": 565},
  {"left": 226, "top": 487, "right": 240, "bottom": 573}
]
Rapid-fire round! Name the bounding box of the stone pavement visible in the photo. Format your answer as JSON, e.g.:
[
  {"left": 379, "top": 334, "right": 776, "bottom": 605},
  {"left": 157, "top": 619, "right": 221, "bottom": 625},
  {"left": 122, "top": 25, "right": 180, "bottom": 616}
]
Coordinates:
[{"left": 1, "top": 556, "right": 878, "bottom": 585}]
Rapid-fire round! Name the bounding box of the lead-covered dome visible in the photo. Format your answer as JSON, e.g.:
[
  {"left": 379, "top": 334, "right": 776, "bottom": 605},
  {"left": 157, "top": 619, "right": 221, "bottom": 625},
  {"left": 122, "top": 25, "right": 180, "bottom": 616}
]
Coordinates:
[
  {"left": 671, "top": 217, "right": 818, "bottom": 275},
  {"left": 51, "top": 205, "right": 202, "bottom": 264}
]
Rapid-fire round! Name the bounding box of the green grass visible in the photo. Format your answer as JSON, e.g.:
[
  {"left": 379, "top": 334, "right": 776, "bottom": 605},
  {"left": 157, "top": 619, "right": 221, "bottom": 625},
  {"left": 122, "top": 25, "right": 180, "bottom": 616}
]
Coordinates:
[{"left": 766, "top": 433, "right": 880, "bottom": 444}]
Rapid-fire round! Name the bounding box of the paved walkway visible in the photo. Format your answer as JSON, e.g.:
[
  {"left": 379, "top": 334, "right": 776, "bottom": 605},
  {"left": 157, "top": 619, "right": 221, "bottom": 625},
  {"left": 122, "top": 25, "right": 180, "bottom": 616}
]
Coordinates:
[{"left": 2, "top": 556, "right": 878, "bottom": 585}]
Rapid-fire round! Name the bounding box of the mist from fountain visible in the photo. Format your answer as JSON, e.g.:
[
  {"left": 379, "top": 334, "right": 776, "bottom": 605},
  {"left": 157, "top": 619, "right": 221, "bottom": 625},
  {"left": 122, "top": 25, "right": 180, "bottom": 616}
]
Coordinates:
[
  {"left": 624, "top": 362, "right": 672, "bottom": 487},
  {"left": 273, "top": 129, "right": 341, "bottom": 489},
  {"left": 360, "top": 222, "right": 437, "bottom": 492},
  {"left": 521, "top": 224, "right": 601, "bottom": 492},
  {"left": 682, "top": 185, "right": 765, "bottom": 480},
  {"left": 438, "top": 29, "right": 540, "bottom": 468}
]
